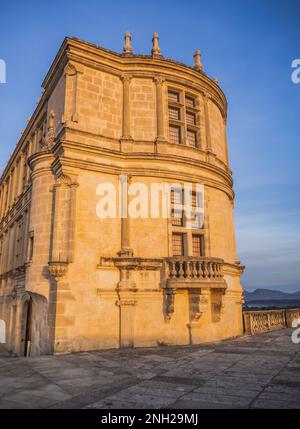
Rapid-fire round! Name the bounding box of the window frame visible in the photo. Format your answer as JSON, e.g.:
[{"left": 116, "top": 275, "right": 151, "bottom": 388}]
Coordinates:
[
  {"left": 167, "top": 88, "right": 200, "bottom": 148},
  {"left": 172, "top": 232, "right": 186, "bottom": 257}
]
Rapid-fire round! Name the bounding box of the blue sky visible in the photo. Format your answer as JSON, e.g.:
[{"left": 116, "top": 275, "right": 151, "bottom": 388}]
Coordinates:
[{"left": 0, "top": 0, "right": 299, "bottom": 291}]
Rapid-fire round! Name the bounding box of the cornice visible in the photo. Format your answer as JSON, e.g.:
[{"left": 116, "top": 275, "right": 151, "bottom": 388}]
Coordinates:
[
  {"left": 52, "top": 154, "right": 235, "bottom": 201},
  {"left": 62, "top": 127, "right": 230, "bottom": 173},
  {"left": 58, "top": 137, "right": 233, "bottom": 187},
  {"left": 223, "top": 262, "right": 245, "bottom": 276},
  {"left": 27, "top": 151, "right": 54, "bottom": 171}
]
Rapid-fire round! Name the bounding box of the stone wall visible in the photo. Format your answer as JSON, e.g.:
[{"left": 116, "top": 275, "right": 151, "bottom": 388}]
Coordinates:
[{"left": 0, "top": 36, "right": 245, "bottom": 356}]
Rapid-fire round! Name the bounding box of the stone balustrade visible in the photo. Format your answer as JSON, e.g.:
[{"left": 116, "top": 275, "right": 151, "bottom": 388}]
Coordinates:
[
  {"left": 285, "top": 308, "right": 300, "bottom": 327},
  {"left": 165, "top": 256, "right": 224, "bottom": 283},
  {"left": 243, "top": 308, "right": 300, "bottom": 335}
]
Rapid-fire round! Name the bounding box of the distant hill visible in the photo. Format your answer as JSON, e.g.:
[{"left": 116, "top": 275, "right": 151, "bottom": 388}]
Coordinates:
[{"left": 244, "top": 288, "right": 300, "bottom": 302}]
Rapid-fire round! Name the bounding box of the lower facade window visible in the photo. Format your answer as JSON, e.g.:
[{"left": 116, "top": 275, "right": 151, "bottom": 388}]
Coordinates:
[
  {"left": 187, "top": 129, "right": 197, "bottom": 147},
  {"left": 171, "top": 209, "right": 183, "bottom": 226},
  {"left": 169, "top": 125, "right": 181, "bottom": 144},
  {"left": 172, "top": 233, "right": 185, "bottom": 256},
  {"left": 192, "top": 234, "right": 204, "bottom": 256}
]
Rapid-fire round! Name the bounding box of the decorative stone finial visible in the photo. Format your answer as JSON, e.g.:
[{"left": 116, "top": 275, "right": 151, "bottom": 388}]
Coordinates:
[
  {"left": 193, "top": 49, "right": 203, "bottom": 71},
  {"left": 213, "top": 77, "right": 219, "bottom": 84},
  {"left": 123, "top": 32, "right": 133, "bottom": 55},
  {"left": 152, "top": 32, "right": 162, "bottom": 57}
]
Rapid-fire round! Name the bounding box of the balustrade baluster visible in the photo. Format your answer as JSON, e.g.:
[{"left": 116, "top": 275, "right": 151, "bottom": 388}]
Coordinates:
[
  {"left": 208, "top": 262, "right": 212, "bottom": 278},
  {"left": 210, "top": 262, "right": 214, "bottom": 278},
  {"left": 190, "top": 261, "right": 195, "bottom": 278},
  {"left": 178, "top": 260, "right": 185, "bottom": 278},
  {"left": 218, "top": 263, "right": 222, "bottom": 278},
  {"left": 186, "top": 261, "right": 192, "bottom": 278},
  {"left": 169, "top": 261, "right": 175, "bottom": 278},
  {"left": 203, "top": 261, "right": 209, "bottom": 278},
  {"left": 199, "top": 261, "right": 204, "bottom": 278}
]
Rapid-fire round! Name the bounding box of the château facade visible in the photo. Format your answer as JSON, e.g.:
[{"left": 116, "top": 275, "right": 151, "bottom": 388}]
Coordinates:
[{"left": 0, "top": 34, "right": 244, "bottom": 356}]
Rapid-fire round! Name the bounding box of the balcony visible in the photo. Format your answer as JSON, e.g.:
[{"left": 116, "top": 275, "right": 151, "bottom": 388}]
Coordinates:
[{"left": 163, "top": 256, "right": 226, "bottom": 289}]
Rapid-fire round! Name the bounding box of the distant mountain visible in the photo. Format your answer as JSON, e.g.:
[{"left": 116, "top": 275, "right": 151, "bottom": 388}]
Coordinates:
[{"left": 244, "top": 288, "right": 300, "bottom": 302}]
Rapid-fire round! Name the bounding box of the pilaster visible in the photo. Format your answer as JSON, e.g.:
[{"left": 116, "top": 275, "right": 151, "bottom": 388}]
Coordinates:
[
  {"left": 120, "top": 74, "right": 133, "bottom": 150},
  {"left": 154, "top": 76, "right": 166, "bottom": 144}
]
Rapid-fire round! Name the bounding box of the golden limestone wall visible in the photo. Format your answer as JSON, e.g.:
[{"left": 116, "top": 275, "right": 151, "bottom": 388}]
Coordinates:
[
  {"left": 130, "top": 78, "right": 156, "bottom": 141},
  {"left": 0, "top": 35, "right": 244, "bottom": 356}
]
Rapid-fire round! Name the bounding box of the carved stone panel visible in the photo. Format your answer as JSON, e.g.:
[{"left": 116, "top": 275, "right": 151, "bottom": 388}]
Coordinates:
[{"left": 211, "top": 289, "right": 225, "bottom": 323}]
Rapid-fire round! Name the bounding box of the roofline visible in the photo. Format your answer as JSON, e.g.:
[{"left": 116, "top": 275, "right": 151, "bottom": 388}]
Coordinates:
[
  {"left": 42, "top": 36, "right": 227, "bottom": 102},
  {"left": 1, "top": 36, "right": 227, "bottom": 185}
]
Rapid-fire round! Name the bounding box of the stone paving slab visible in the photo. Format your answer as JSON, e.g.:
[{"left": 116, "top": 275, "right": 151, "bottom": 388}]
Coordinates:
[{"left": 0, "top": 329, "right": 299, "bottom": 409}]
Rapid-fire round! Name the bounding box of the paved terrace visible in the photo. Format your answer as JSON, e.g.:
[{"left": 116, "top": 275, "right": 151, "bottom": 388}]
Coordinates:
[{"left": 0, "top": 329, "right": 300, "bottom": 409}]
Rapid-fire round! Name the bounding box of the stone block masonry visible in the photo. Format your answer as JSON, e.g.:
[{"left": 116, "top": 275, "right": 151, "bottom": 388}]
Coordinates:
[{"left": 0, "top": 33, "right": 244, "bottom": 356}]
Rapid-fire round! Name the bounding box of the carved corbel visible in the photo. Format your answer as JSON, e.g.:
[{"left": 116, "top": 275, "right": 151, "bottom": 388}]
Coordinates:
[
  {"left": 164, "top": 288, "right": 175, "bottom": 322},
  {"left": 189, "top": 289, "right": 209, "bottom": 323},
  {"left": 48, "top": 261, "right": 69, "bottom": 281}
]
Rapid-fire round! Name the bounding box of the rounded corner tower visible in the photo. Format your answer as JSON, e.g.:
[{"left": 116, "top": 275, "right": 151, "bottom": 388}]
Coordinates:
[{"left": 0, "top": 34, "right": 244, "bottom": 356}]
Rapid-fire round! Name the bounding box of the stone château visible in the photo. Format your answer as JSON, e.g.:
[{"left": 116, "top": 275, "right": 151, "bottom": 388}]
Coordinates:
[{"left": 0, "top": 33, "right": 244, "bottom": 356}]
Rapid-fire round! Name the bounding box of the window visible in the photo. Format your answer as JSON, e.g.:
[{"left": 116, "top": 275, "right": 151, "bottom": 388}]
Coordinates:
[
  {"left": 15, "top": 238, "right": 21, "bottom": 266},
  {"left": 192, "top": 235, "right": 204, "bottom": 256},
  {"left": 168, "top": 107, "right": 180, "bottom": 121},
  {"left": 15, "top": 220, "right": 24, "bottom": 268},
  {"left": 168, "top": 88, "right": 200, "bottom": 147},
  {"left": 189, "top": 191, "right": 204, "bottom": 229},
  {"left": 171, "top": 209, "right": 183, "bottom": 226},
  {"left": 187, "top": 129, "right": 197, "bottom": 147},
  {"left": 168, "top": 91, "right": 180, "bottom": 103},
  {"left": 171, "top": 189, "right": 183, "bottom": 226},
  {"left": 27, "top": 232, "right": 34, "bottom": 262},
  {"left": 172, "top": 233, "right": 185, "bottom": 256},
  {"left": 186, "top": 112, "right": 196, "bottom": 125},
  {"left": 4, "top": 179, "right": 9, "bottom": 211},
  {"left": 186, "top": 96, "right": 195, "bottom": 108},
  {"left": 169, "top": 187, "right": 205, "bottom": 259},
  {"left": 15, "top": 159, "right": 21, "bottom": 196},
  {"left": 22, "top": 149, "right": 28, "bottom": 190},
  {"left": 169, "top": 125, "right": 181, "bottom": 144},
  {"left": 171, "top": 189, "right": 183, "bottom": 205},
  {"left": 191, "top": 191, "right": 197, "bottom": 209}
]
